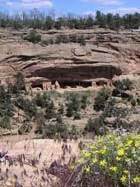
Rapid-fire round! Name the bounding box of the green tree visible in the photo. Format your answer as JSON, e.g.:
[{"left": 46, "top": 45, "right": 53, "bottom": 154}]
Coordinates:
[
  {"left": 66, "top": 93, "right": 81, "bottom": 118},
  {"left": 13, "top": 72, "right": 26, "bottom": 94},
  {"left": 94, "top": 87, "right": 111, "bottom": 111}
]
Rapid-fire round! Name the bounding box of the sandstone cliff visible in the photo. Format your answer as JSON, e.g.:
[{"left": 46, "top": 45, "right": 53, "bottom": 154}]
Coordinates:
[{"left": 0, "top": 28, "right": 139, "bottom": 87}]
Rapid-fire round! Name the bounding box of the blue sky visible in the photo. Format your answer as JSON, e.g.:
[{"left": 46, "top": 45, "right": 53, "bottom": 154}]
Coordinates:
[{"left": 0, "top": 0, "right": 140, "bottom": 15}]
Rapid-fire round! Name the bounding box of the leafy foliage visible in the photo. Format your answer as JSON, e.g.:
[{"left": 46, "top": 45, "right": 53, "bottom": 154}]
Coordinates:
[
  {"left": 34, "top": 92, "right": 56, "bottom": 119},
  {"left": 23, "top": 30, "right": 41, "bottom": 43},
  {"left": 66, "top": 93, "right": 81, "bottom": 119},
  {"left": 113, "top": 79, "right": 133, "bottom": 91},
  {"left": 0, "top": 85, "right": 14, "bottom": 129},
  {"left": 15, "top": 96, "right": 37, "bottom": 118},
  {"left": 80, "top": 133, "right": 140, "bottom": 187},
  {"left": 42, "top": 115, "right": 69, "bottom": 139},
  {"left": 81, "top": 94, "right": 89, "bottom": 109},
  {"left": 14, "top": 72, "right": 26, "bottom": 93},
  {"left": 0, "top": 11, "right": 140, "bottom": 30},
  {"left": 85, "top": 117, "right": 106, "bottom": 135},
  {"left": 94, "top": 87, "right": 111, "bottom": 111}
]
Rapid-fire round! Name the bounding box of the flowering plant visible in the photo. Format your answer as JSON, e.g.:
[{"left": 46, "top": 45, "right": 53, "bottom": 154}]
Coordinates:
[{"left": 81, "top": 133, "right": 140, "bottom": 186}]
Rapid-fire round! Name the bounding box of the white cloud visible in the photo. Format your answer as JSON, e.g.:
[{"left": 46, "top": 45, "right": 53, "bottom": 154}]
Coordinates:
[
  {"left": 84, "top": 8, "right": 140, "bottom": 16},
  {"left": 112, "top": 8, "right": 140, "bottom": 15},
  {"left": 6, "top": 0, "right": 53, "bottom": 9},
  {"left": 82, "top": 0, "right": 122, "bottom": 5}
]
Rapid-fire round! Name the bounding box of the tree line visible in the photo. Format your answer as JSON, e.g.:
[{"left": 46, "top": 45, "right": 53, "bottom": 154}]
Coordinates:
[{"left": 0, "top": 10, "right": 140, "bottom": 30}]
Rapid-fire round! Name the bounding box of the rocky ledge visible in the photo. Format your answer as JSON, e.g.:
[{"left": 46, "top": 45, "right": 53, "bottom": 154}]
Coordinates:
[{"left": 0, "top": 29, "right": 139, "bottom": 89}]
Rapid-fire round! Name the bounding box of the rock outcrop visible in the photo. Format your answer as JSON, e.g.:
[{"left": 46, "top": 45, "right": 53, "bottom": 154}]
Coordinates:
[{"left": 0, "top": 28, "right": 139, "bottom": 89}]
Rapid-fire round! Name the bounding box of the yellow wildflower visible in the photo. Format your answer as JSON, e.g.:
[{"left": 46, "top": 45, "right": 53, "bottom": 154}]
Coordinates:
[
  {"left": 92, "top": 158, "right": 98, "bottom": 164},
  {"left": 116, "top": 156, "right": 121, "bottom": 161},
  {"left": 133, "top": 176, "right": 140, "bottom": 183},
  {"left": 99, "top": 160, "right": 107, "bottom": 167},
  {"left": 123, "top": 170, "right": 129, "bottom": 174},
  {"left": 120, "top": 175, "right": 127, "bottom": 184},
  {"left": 83, "top": 151, "right": 91, "bottom": 158},
  {"left": 110, "top": 166, "right": 118, "bottom": 173},
  {"left": 85, "top": 166, "right": 90, "bottom": 173},
  {"left": 126, "top": 139, "right": 133, "bottom": 146},
  {"left": 117, "top": 148, "right": 125, "bottom": 157},
  {"left": 134, "top": 141, "right": 140, "bottom": 148},
  {"left": 99, "top": 149, "right": 107, "bottom": 155}
]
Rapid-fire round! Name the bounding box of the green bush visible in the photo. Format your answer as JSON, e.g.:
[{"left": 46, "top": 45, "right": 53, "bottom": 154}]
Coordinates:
[
  {"left": 77, "top": 35, "right": 86, "bottom": 46},
  {"left": 35, "top": 92, "right": 56, "bottom": 106},
  {"left": 34, "top": 92, "right": 51, "bottom": 108},
  {"left": 14, "top": 72, "right": 26, "bottom": 94},
  {"left": 69, "top": 125, "right": 79, "bottom": 138},
  {"left": 66, "top": 93, "right": 81, "bottom": 118},
  {"left": 43, "top": 117, "right": 69, "bottom": 139},
  {"left": 70, "top": 34, "right": 77, "bottom": 43},
  {"left": 15, "top": 96, "right": 37, "bottom": 118},
  {"left": 80, "top": 133, "right": 140, "bottom": 187},
  {"left": 34, "top": 93, "right": 44, "bottom": 107},
  {"left": 103, "top": 97, "right": 130, "bottom": 118},
  {"left": 58, "top": 103, "right": 64, "bottom": 115},
  {"left": 55, "top": 35, "right": 62, "bottom": 44},
  {"left": 55, "top": 35, "right": 70, "bottom": 44},
  {"left": 85, "top": 117, "right": 106, "bottom": 135},
  {"left": 45, "top": 100, "right": 56, "bottom": 119},
  {"left": 0, "top": 116, "right": 11, "bottom": 129},
  {"left": 23, "top": 30, "right": 41, "bottom": 43},
  {"left": 81, "top": 94, "right": 89, "bottom": 109},
  {"left": 137, "top": 97, "right": 140, "bottom": 105},
  {"left": 114, "top": 79, "right": 133, "bottom": 91},
  {"left": 34, "top": 92, "right": 56, "bottom": 119},
  {"left": 94, "top": 87, "right": 111, "bottom": 111},
  {"left": 0, "top": 85, "right": 14, "bottom": 129}
]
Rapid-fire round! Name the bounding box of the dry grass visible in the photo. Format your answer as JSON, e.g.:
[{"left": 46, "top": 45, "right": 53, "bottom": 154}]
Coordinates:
[{"left": 0, "top": 135, "right": 80, "bottom": 187}]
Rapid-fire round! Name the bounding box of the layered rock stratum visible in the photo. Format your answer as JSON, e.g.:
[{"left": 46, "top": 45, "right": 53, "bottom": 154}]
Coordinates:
[{"left": 0, "top": 28, "right": 139, "bottom": 87}]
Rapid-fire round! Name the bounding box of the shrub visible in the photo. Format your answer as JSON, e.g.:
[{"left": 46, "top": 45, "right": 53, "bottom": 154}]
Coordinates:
[
  {"left": 80, "top": 133, "right": 140, "bottom": 187},
  {"left": 34, "top": 93, "right": 51, "bottom": 108},
  {"left": 77, "top": 35, "right": 86, "bottom": 46},
  {"left": 81, "top": 94, "right": 89, "bottom": 109},
  {"left": 70, "top": 34, "right": 77, "bottom": 43},
  {"left": 14, "top": 72, "right": 26, "bottom": 94},
  {"left": 73, "top": 111, "right": 81, "bottom": 120},
  {"left": 34, "top": 93, "right": 43, "bottom": 107},
  {"left": 55, "top": 35, "right": 69, "bottom": 44},
  {"left": 137, "top": 97, "right": 140, "bottom": 105},
  {"left": 43, "top": 118, "right": 69, "bottom": 139},
  {"left": 69, "top": 125, "right": 79, "bottom": 139},
  {"left": 103, "top": 97, "right": 130, "bottom": 118},
  {"left": 15, "top": 96, "right": 37, "bottom": 118},
  {"left": 0, "top": 116, "right": 11, "bottom": 129},
  {"left": 34, "top": 92, "right": 56, "bottom": 119},
  {"left": 23, "top": 30, "right": 41, "bottom": 43},
  {"left": 66, "top": 93, "right": 81, "bottom": 118},
  {"left": 113, "top": 78, "right": 133, "bottom": 91},
  {"left": 94, "top": 87, "right": 111, "bottom": 111},
  {"left": 58, "top": 103, "right": 64, "bottom": 115},
  {"left": 55, "top": 35, "right": 62, "bottom": 44},
  {"left": 48, "top": 38, "right": 54, "bottom": 44},
  {"left": 85, "top": 117, "right": 106, "bottom": 135},
  {"left": 0, "top": 85, "right": 14, "bottom": 129},
  {"left": 45, "top": 100, "right": 56, "bottom": 119}
]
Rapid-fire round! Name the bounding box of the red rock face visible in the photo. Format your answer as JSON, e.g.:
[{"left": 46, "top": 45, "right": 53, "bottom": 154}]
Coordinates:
[{"left": 0, "top": 29, "right": 139, "bottom": 87}]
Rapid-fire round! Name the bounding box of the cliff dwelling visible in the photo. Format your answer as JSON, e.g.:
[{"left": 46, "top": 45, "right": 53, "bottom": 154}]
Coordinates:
[
  {"left": 26, "top": 77, "right": 112, "bottom": 92},
  {"left": 27, "top": 64, "right": 122, "bottom": 91}
]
